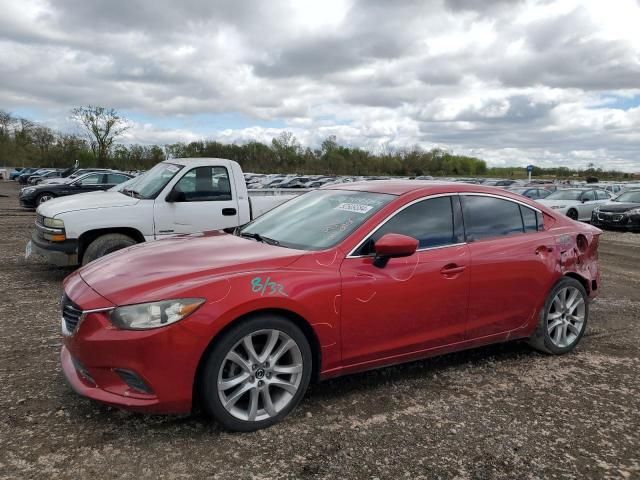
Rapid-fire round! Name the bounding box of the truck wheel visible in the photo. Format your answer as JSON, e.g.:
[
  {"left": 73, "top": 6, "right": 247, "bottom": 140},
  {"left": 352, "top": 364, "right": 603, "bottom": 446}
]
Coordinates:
[
  {"left": 199, "top": 314, "right": 312, "bottom": 431},
  {"left": 82, "top": 233, "right": 137, "bottom": 265}
]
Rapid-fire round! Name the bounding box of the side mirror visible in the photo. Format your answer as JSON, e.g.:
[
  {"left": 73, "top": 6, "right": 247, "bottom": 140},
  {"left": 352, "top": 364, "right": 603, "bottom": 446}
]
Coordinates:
[
  {"left": 581, "top": 197, "right": 588, "bottom": 203},
  {"left": 166, "top": 189, "right": 186, "bottom": 203},
  {"left": 373, "top": 233, "right": 419, "bottom": 268}
]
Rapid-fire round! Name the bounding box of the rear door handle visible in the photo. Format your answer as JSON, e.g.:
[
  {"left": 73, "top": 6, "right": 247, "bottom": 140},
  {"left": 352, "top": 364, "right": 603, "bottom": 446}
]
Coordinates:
[
  {"left": 222, "top": 208, "right": 237, "bottom": 216},
  {"left": 440, "top": 264, "right": 466, "bottom": 275}
]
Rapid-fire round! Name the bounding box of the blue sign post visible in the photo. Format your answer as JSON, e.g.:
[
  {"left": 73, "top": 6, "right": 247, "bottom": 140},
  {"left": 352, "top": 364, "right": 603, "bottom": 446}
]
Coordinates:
[{"left": 527, "top": 164, "right": 534, "bottom": 182}]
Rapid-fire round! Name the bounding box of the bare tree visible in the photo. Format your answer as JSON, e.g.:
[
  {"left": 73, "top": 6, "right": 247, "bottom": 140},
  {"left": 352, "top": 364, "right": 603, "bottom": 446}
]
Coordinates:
[
  {"left": 32, "top": 125, "right": 56, "bottom": 165},
  {"left": 0, "top": 110, "right": 12, "bottom": 137},
  {"left": 71, "top": 105, "right": 129, "bottom": 167}
]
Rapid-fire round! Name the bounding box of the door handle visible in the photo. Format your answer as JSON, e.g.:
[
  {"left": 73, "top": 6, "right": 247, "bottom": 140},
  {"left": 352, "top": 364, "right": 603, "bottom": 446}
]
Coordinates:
[
  {"left": 222, "top": 208, "right": 237, "bottom": 216},
  {"left": 535, "top": 246, "right": 554, "bottom": 255},
  {"left": 440, "top": 264, "right": 466, "bottom": 275}
]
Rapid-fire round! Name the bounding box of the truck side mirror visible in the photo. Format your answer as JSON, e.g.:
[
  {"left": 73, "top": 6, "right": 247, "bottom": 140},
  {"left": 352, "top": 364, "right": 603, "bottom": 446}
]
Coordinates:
[{"left": 166, "top": 189, "right": 186, "bottom": 203}]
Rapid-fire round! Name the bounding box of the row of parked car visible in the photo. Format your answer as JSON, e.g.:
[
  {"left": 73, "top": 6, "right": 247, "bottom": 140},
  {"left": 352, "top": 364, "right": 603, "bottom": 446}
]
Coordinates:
[{"left": 10, "top": 166, "right": 134, "bottom": 207}]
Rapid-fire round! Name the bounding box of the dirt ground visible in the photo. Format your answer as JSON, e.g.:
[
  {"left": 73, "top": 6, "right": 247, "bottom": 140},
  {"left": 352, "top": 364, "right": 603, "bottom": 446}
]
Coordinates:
[{"left": 0, "top": 180, "right": 639, "bottom": 480}]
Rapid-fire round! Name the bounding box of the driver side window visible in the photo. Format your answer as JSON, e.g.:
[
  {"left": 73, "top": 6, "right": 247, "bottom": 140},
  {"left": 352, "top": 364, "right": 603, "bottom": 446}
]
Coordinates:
[
  {"left": 357, "top": 196, "right": 458, "bottom": 255},
  {"left": 78, "top": 173, "right": 102, "bottom": 185},
  {"left": 173, "top": 167, "right": 232, "bottom": 202}
]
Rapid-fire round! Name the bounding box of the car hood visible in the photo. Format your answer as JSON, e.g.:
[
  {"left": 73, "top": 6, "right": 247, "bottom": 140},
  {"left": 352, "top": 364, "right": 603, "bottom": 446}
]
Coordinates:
[
  {"left": 78, "top": 231, "right": 306, "bottom": 305},
  {"left": 598, "top": 202, "right": 640, "bottom": 213},
  {"left": 537, "top": 199, "right": 578, "bottom": 208},
  {"left": 36, "top": 191, "right": 140, "bottom": 217}
]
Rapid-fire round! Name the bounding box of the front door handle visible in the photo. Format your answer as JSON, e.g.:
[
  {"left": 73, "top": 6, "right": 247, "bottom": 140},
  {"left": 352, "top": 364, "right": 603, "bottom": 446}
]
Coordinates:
[
  {"left": 440, "top": 264, "right": 466, "bottom": 276},
  {"left": 222, "top": 208, "right": 237, "bottom": 216},
  {"left": 535, "top": 246, "right": 554, "bottom": 255}
]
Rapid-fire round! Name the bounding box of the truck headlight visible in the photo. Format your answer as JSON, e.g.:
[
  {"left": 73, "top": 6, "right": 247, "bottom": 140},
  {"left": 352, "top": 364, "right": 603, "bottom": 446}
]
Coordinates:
[
  {"left": 110, "top": 298, "right": 205, "bottom": 330},
  {"left": 43, "top": 218, "right": 65, "bottom": 228}
]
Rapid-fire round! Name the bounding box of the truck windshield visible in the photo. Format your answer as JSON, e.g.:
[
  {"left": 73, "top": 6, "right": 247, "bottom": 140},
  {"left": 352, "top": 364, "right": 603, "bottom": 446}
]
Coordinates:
[
  {"left": 239, "top": 189, "right": 395, "bottom": 250},
  {"left": 114, "top": 163, "right": 183, "bottom": 199}
]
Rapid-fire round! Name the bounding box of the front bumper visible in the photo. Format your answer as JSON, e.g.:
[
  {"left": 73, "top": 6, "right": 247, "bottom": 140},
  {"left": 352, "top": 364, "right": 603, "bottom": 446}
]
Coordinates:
[
  {"left": 591, "top": 211, "right": 640, "bottom": 231},
  {"left": 60, "top": 279, "right": 208, "bottom": 413},
  {"left": 28, "top": 230, "right": 78, "bottom": 266},
  {"left": 19, "top": 194, "right": 37, "bottom": 208}
]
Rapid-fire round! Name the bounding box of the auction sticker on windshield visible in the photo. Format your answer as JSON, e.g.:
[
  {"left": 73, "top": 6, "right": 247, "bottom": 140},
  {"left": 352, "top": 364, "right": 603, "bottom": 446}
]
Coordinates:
[{"left": 335, "top": 203, "right": 373, "bottom": 214}]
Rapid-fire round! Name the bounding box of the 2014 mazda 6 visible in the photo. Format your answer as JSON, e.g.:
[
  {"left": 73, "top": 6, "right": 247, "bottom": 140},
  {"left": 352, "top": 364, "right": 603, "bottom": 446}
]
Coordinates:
[{"left": 60, "top": 181, "right": 601, "bottom": 431}]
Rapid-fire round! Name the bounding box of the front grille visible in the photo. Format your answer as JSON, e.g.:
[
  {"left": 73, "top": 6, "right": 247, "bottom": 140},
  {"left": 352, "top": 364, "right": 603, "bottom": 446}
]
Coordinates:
[
  {"left": 36, "top": 213, "right": 45, "bottom": 227},
  {"left": 61, "top": 295, "right": 83, "bottom": 334},
  {"left": 598, "top": 213, "right": 624, "bottom": 222}
]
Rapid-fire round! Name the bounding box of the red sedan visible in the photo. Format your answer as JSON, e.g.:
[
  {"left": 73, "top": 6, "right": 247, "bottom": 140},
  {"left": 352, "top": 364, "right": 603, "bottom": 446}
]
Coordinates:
[{"left": 60, "top": 181, "right": 601, "bottom": 431}]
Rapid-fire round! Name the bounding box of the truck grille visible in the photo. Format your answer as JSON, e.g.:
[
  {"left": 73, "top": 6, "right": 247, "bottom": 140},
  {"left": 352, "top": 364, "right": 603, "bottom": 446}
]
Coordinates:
[{"left": 61, "top": 295, "right": 84, "bottom": 334}]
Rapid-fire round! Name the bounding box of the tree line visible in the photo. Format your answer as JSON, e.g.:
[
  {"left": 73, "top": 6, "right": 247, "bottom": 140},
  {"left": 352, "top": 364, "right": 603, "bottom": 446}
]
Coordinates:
[{"left": 0, "top": 107, "right": 633, "bottom": 179}]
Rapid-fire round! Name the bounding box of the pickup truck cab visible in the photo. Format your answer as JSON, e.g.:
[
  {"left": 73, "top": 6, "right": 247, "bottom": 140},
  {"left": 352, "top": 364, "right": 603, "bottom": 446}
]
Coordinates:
[{"left": 28, "top": 158, "right": 297, "bottom": 266}]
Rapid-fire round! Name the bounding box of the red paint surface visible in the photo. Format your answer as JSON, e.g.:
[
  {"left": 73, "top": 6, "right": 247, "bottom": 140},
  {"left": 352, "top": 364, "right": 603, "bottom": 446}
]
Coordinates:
[{"left": 61, "top": 182, "right": 601, "bottom": 413}]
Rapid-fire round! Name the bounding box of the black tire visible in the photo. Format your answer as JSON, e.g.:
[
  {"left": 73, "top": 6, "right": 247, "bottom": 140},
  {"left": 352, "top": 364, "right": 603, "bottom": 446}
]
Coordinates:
[
  {"left": 199, "top": 314, "right": 312, "bottom": 432},
  {"left": 36, "top": 192, "right": 56, "bottom": 205},
  {"left": 81, "top": 233, "right": 137, "bottom": 265},
  {"left": 528, "top": 277, "right": 589, "bottom": 355},
  {"left": 566, "top": 208, "right": 579, "bottom": 221}
]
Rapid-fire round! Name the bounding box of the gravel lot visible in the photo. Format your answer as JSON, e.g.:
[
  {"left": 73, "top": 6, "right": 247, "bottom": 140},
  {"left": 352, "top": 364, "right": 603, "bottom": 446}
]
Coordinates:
[{"left": 1, "top": 180, "right": 639, "bottom": 480}]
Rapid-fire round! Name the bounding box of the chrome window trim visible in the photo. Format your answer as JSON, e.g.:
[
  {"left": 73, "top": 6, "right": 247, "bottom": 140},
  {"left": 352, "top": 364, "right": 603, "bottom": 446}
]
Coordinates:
[
  {"left": 346, "top": 191, "right": 543, "bottom": 258},
  {"left": 458, "top": 192, "right": 542, "bottom": 213},
  {"left": 346, "top": 193, "right": 463, "bottom": 258}
]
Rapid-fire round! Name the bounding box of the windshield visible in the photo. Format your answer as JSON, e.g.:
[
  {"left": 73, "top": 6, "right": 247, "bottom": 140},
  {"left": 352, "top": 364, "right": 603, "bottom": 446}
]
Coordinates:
[
  {"left": 614, "top": 190, "right": 640, "bottom": 203},
  {"left": 240, "top": 189, "right": 395, "bottom": 250},
  {"left": 114, "top": 163, "right": 182, "bottom": 199},
  {"left": 544, "top": 189, "right": 583, "bottom": 201}
]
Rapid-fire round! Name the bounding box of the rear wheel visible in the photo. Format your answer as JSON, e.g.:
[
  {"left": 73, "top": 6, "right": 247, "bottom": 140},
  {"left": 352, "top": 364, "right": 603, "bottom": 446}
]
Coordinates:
[
  {"left": 200, "top": 315, "right": 312, "bottom": 431},
  {"left": 81, "top": 233, "right": 137, "bottom": 265},
  {"left": 566, "top": 208, "right": 579, "bottom": 221},
  {"left": 528, "top": 277, "right": 588, "bottom": 354}
]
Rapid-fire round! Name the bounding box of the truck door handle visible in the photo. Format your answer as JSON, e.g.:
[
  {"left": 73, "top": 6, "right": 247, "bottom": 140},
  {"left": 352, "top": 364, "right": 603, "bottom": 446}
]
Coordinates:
[
  {"left": 440, "top": 264, "right": 466, "bottom": 276},
  {"left": 222, "top": 208, "right": 237, "bottom": 216}
]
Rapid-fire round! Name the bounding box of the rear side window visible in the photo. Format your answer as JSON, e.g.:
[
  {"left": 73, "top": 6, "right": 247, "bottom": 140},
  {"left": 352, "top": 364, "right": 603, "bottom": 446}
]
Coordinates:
[
  {"left": 520, "top": 205, "right": 544, "bottom": 232},
  {"left": 358, "top": 196, "right": 457, "bottom": 254},
  {"left": 462, "top": 196, "right": 524, "bottom": 241}
]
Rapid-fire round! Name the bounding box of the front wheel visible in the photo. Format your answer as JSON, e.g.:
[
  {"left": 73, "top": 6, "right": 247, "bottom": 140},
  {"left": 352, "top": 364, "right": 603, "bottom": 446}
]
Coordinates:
[
  {"left": 81, "top": 233, "right": 137, "bottom": 265},
  {"left": 528, "top": 277, "right": 589, "bottom": 354},
  {"left": 200, "top": 315, "right": 312, "bottom": 431},
  {"left": 566, "top": 208, "right": 579, "bottom": 221},
  {"left": 36, "top": 192, "right": 55, "bottom": 205}
]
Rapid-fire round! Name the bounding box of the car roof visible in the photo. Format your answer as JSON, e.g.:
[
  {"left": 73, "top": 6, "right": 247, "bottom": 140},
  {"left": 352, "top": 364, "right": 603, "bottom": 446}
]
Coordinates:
[{"left": 322, "top": 180, "right": 539, "bottom": 197}]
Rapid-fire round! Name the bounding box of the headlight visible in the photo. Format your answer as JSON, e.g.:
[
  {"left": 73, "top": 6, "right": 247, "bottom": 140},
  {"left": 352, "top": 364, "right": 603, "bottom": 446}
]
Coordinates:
[
  {"left": 628, "top": 208, "right": 640, "bottom": 215},
  {"left": 22, "top": 187, "right": 36, "bottom": 195},
  {"left": 44, "top": 217, "right": 65, "bottom": 228},
  {"left": 593, "top": 206, "right": 600, "bottom": 213},
  {"left": 109, "top": 298, "right": 205, "bottom": 330}
]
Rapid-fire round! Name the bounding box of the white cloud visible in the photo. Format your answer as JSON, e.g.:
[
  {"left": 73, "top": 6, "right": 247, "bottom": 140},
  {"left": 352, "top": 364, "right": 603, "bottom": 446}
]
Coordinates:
[{"left": 0, "top": 0, "right": 639, "bottom": 170}]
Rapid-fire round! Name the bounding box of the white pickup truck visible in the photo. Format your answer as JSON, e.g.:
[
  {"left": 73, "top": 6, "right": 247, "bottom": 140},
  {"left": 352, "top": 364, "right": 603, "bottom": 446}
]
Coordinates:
[{"left": 27, "top": 158, "right": 299, "bottom": 266}]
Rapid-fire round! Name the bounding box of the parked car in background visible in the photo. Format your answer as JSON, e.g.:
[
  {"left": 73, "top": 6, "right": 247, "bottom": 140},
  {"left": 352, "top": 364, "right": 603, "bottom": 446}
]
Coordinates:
[
  {"left": 17, "top": 168, "right": 44, "bottom": 184},
  {"left": 19, "top": 171, "right": 133, "bottom": 208},
  {"left": 27, "top": 158, "right": 301, "bottom": 266},
  {"left": 536, "top": 188, "right": 612, "bottom": 221},
  {"left": 59, "top": 181, "right": 601, "bottom": 431},
  {"left": 28, "top": 169, "right": 63, "bottom": 185},
  {"left": 591, "top": 189, "right": 640, "bottom": 231},
  {"left": 10, "top": 167, "right": 27, "bottom": 180},
  {"left": 507, "top": 186, "right": 552, "bottom": 200},
  {"left": 38, "top": 168, "right": 117, "bottom": 186}
]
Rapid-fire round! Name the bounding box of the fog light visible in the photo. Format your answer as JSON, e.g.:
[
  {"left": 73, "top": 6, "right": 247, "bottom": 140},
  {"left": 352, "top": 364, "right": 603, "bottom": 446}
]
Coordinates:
[{"left": 114, "top": 369, "right": 153, "bottom": 394}]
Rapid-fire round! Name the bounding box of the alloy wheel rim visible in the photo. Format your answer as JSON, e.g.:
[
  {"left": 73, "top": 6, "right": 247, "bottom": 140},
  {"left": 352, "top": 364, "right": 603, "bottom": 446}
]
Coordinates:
[
  {"left": 217, "top": 329, "right": 303, "bottom": 422},
  {"left": 547, "top": 286, "right": 585, "bottom": 348},
  {"left": 38, "top": 195, "right": 53, "bottom": 204}
]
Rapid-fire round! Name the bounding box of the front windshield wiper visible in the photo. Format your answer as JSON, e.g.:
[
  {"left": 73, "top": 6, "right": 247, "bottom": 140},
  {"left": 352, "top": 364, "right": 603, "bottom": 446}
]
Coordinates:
[
  {"left": 239, "top": 231, "right": 280, "bottom": 246},
  {"left": 121, "top": 188, "right": 141, "bottom": 199}
]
